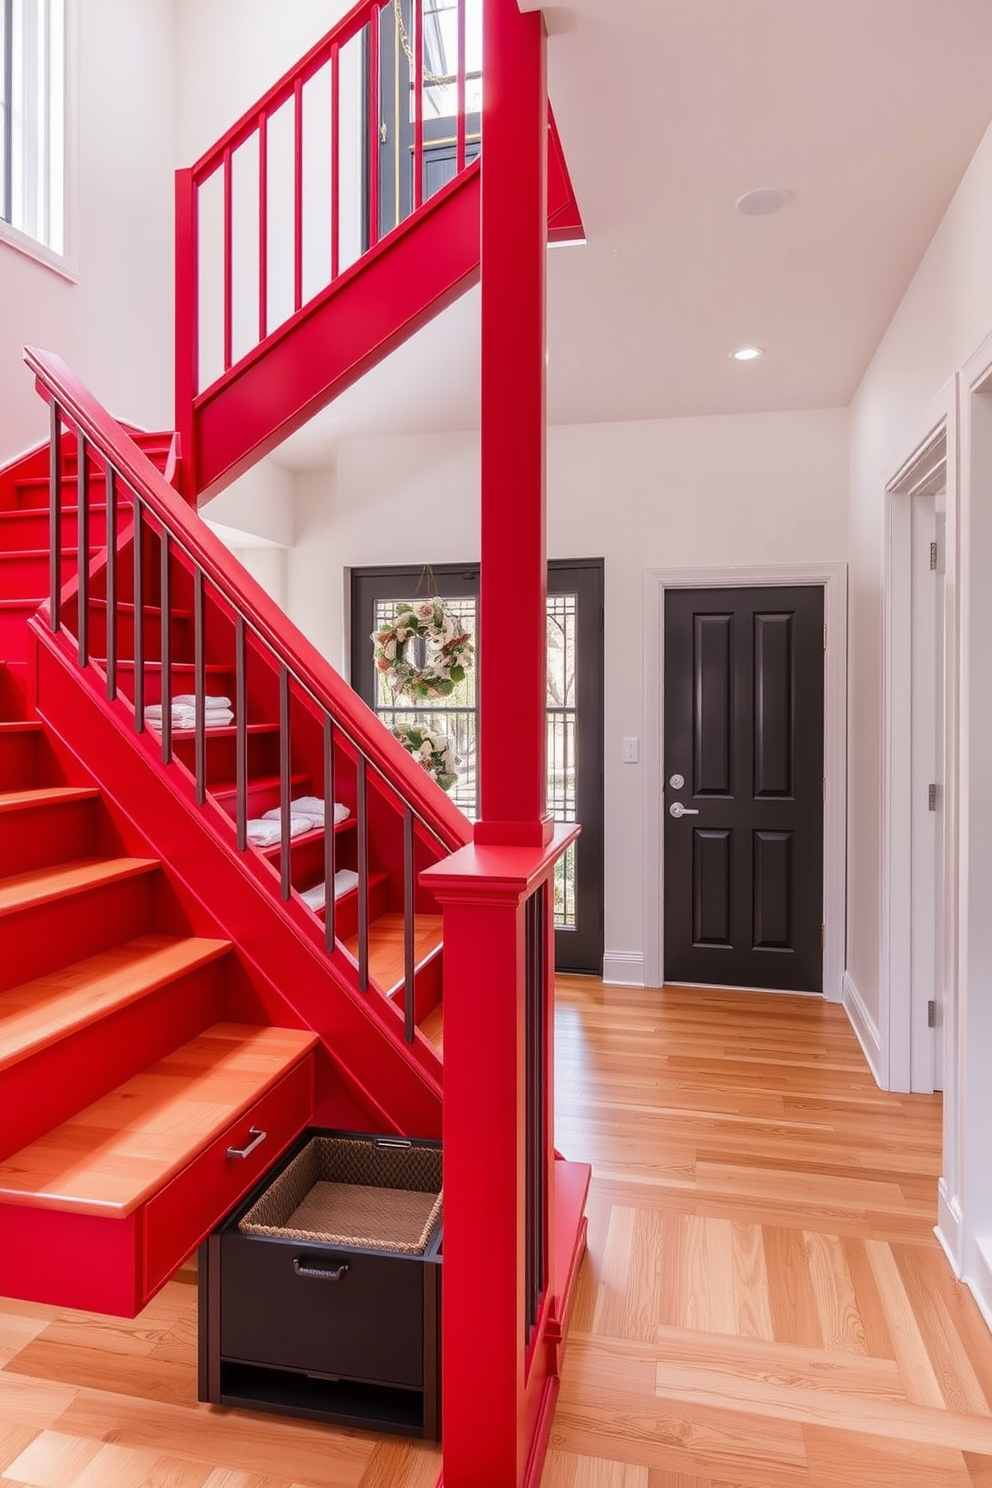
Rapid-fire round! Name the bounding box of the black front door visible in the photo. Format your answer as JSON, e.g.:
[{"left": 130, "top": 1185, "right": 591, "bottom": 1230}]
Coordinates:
[
  {"left": 663, "top": 586, "right": 824, "bottom": 993},
  {"left": 351, "top": 560, "right": 604, "bottom": 975}
]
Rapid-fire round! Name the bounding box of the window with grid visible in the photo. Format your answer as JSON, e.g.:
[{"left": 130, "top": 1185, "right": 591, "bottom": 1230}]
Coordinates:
[{"left": 0, "top": 0, "right": 66, "bottom": 259}]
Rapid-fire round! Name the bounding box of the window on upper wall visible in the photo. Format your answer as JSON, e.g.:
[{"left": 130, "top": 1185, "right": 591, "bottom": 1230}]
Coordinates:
[{"left": 0, "top": 0, "right": 68, "bottom": 266}]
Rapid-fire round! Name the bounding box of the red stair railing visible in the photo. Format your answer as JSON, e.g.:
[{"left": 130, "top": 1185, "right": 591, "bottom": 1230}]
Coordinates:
[
  {"left": 28, "top": 346, "right": 470, "bottom": 1048},
  {"left": 175, "top": 0, "right": 482, "bottom": 499}
]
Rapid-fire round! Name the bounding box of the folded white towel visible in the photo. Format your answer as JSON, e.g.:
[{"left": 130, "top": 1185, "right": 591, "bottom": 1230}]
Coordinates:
[
  {"left": 261, "top": 797, "right": 351, "bottom": 831},
  {"left": 300, "top": 869, "right": 360, "bottom": 910},
  {"left": 246, "top": 815, "right": 315, "bottom": 847},
  {"left": 146, "top": 705, "right": 233, "bottom": 730},
  {"left": 171, "top": 694, "right": 232, "bottom": 710}
]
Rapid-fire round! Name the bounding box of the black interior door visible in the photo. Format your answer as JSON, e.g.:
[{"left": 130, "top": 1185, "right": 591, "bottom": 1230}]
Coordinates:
[
  {"left": 663, "top": 586, "right": 824, "bottom": 993},
  {"left": 351, "top": 560, "right": 604, "bottom": 974},
  {"left": 376, "top": 0, "right": 481, "bottom": 240}
]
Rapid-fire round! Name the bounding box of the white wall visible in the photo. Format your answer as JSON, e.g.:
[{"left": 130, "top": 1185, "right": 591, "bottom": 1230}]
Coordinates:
[
  {"left": 288, "top": 408, "right": 849, "bottom": 971},
  {"left": 848, "top": 118, "right": 992, "bottom": 1031},
  {"left": 0, "top": 0, "right": 177, "bottom": 464},
  {"left": 848, "top": 113, "right": 992, "bottom": 1316}
]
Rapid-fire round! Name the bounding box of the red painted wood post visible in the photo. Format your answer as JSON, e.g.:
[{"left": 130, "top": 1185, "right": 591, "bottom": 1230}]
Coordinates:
[
  {"left": 475, "top": 0, "right": 550, "bottom": 850},
  {"left": 174, "top": 168, "right": 198, "bottom": 504}
]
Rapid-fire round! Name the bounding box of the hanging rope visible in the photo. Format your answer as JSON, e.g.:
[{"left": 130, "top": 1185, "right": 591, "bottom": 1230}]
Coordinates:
[{"left": 393, "top": 0, "right": 454, "bottom": 87}]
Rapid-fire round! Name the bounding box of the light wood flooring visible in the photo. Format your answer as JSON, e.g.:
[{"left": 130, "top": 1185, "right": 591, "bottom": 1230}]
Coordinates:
[
  {"left": 0, "top": 979, "right": 989, "bottom": 1486},
  {"left": 545, "top": 978, "right": 992, "bottom": 1488}
]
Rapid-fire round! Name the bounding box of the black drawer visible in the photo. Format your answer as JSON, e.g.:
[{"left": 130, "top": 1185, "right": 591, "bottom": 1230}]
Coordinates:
[{"left": 219, "top": 1229, "right": 424, "bottom": 1386}]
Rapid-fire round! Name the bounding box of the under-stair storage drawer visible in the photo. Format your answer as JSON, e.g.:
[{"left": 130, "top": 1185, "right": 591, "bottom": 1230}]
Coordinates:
[
  {"left": 199, "top": 1128, "right": 442, "bottom": 1438},
  {"left": 144, "top": 1055, "right": 314, "bottom": 1297}
]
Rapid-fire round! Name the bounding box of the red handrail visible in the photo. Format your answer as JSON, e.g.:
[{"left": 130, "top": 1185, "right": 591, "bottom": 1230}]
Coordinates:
[{"left": 27, "top": 346, "right": 472, "bottom": 860}]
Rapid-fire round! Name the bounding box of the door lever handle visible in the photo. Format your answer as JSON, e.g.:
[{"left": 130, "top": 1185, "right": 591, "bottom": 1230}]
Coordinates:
[{"left": 669, "top": 802, "right": 699, "bottom": 818}]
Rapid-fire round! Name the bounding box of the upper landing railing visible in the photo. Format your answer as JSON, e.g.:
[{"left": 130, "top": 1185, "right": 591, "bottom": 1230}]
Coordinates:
[{"left": 176, "top": 0, "right": 482, "bottom": 418}]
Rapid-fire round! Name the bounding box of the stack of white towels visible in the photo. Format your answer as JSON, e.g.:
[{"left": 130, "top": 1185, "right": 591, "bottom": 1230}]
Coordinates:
[
  {"left": 146, "top": 694, "right": 233, "bottom": 731},
  {"left": 246, "top": 795, "right": 351, "bottom": 848}
]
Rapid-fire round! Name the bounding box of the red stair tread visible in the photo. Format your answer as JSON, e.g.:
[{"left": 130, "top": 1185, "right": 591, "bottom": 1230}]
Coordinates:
[
  {"left": 0, "top": 857, "right": 159, "bottom": 918},
  {"left": 0, "top": 933, "right": 231, "bottom": 1073},
  {"left": 0, "top": 786, "right": 100, "bottom": 814},
  {"left": 0, "top": 1022, "right": 317, "bottom": 1216},
  {"left": 0, "top": 722, "right": 42, "bottom": 734},
  {"left": 345, "top": 912, "right": 443, "bottom": 993}
]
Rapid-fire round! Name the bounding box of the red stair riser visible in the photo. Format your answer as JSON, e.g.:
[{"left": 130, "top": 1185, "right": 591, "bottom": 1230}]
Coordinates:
[
  {"left": 0, "top": 797, "right": 98, "bottom": 877},
  {"left": 83, "top": 605, "right": 190, "bottom": 663},
  {"left": 0, "top": 552, "right": 79, "bottom": 600},
  {"left": 0, "top": 1203, "right": 141, "bottom": 1315},
  {"left": 0, "top": 608, "right": 46, "bottom": 666},
  {"left": 393, "top": 947, "right": 443, "bottom": 1025},
  {"left": 1, "top": 506, "right": 109, "bottom": 548},
  {"left": 0, "top": 874, "right": 157, "bottom": 992},
  {"left": 0, "top": 961, "right": 226, "bottom": 1160},
  {"left": 0, "top": 730, "right": 40, "bottom": 788},
  {"left": 104, "top": 664, "right": 235, "bottom": 710},
  {"left": 331, "top": 875, "right": 389, "bottom": 943}
]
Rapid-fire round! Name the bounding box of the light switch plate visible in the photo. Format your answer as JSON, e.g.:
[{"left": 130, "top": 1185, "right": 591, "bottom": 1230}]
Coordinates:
[{"left": 622, "top": 736, "right": 639, "bottom": 763}]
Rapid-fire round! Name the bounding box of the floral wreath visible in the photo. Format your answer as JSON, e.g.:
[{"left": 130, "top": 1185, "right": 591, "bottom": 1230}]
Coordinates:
[
  {"left": 392, "top": 722, "right": 460, "bottom": 792},
  {"left": 372, "top": 599, "right": 474, "bottom": 702}
]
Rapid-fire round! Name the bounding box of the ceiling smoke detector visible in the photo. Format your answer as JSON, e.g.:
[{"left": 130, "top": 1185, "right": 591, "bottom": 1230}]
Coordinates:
[
  {"left": 730, "top": 346, "right": 763, "bottom": 362},
  {"left": 735, "top": 187, "right": 789, "bottom": 217}
]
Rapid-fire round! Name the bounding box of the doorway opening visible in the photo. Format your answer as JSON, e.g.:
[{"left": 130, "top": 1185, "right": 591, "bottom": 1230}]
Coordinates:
[
  {"left": 350, "top": 559, "right": 604, "bottom": 973},
  {"left": 885, "top": 429, "right": 948, "bottom": 1093}
]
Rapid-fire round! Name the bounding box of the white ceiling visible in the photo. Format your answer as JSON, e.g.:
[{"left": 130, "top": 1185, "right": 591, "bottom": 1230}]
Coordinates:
[{"left": 276, "top": 0, "right": 992, "bottom": 469}]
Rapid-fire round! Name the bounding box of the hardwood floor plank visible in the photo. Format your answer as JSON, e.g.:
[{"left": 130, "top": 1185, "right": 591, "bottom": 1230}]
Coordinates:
[
  {"left": 864, "top": 1239, "right": 946, "bottom": 1408},
  {"left": 802, "top": 1423, "right": 972, "bottom": 1487},
  {"left": 762, "top": 1228, "right": 824, "bottom": 1350}
]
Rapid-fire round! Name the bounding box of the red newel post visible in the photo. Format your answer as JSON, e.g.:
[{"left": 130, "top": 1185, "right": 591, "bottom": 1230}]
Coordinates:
[{"left": 475, "top": 0, "right": 550, "bottom": 849}]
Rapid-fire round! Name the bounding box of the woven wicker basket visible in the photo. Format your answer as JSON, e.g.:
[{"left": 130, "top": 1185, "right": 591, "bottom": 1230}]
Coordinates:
[{"left": 238, "top": 1136, "right": 443, "bottom": 1256}]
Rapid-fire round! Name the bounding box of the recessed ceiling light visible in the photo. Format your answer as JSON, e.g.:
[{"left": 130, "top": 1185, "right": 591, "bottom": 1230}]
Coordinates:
[
  {"left": 736, "top": 187, "right": 789, "bottom": 217},
  {"left": 730, "top": 346, "right": 763, "bottom": 362}
]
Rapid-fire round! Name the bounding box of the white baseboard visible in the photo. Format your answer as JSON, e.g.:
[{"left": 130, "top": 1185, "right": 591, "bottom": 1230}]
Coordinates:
[
  {"left": 602, "top": 951, "right": 646, "bottom": 987},
  {"left": 842, "top": 971, "right": 883, "bottom": 1086},
  {"left": 968, "top": 1238, "right": 992, "bottom": 1337},
  {"left": 935, "top": 1179, "right": 963, "bottom": 1277}
]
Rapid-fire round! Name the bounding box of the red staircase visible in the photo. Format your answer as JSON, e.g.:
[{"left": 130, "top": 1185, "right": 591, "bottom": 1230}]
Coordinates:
[
  {"left": 0, "top": 3, "right": 591, "bottom": 1483},
  {"left": 0, "top": 359, "right": 470, "bottom": 1316}
]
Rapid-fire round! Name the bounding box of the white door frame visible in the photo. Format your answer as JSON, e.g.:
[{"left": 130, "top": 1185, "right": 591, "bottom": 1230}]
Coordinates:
[
  {"left": 882, "top": 386, "right": 954, "bottom": 1098},
  {"left": 643, "top": 562, "right": 848, "bottom": 1001}
]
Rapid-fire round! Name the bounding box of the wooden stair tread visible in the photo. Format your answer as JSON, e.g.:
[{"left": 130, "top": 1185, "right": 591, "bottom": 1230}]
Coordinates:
[
  {"left": 0, "top": 786, "right": 100, "bottom": 813},
  {"left": 345, "top": 912, "right": 443, "bottom": 992},
  {"left": 210, "top": 772, "right": 308, "bottom": 803},
  {"left": 0, "top": 1022, "right": 318, "bottom": 1216},
  {"left": 0, "top": 933, "right": 231, "bottom": 1073},
  {"left": 419, "top": 1004, "right": 444, "bottom": 1054},
  {"left": 0, "top": 856, "right": 159, "bottom": 917}
]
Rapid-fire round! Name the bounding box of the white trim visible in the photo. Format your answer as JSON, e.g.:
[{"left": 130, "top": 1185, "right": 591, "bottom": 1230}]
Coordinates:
[
  {"left": 601, "top": 951, "right": 645, "bottom": 987},
  {"left": 643, "top": 562, "right": 848, "bottom": 1001},
  {"left": 842, "top": 970, "right": 882, "bottom": 1085},
  {"left": 970, "top": 1238, "right": 992, "bottom": 1336},
  {"left": 881, "top": 382, "right": 955, "bottom": 1094},
  {"left": 935, "top": 1180, "right": 963, "bottom": 1277}
]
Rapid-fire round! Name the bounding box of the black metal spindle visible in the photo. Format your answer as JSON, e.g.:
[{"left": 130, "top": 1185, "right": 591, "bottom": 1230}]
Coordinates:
[
  {"left": 48, "top": 402, "right": 62, "bottom": 633},
  {"left": 194, "top": 568, "right": 206, "bottom": 803},
  {"left": 76, "top": 436, "right": 89, "bottom": 666},
  {"left": 403, "top": 807, "right": 416, "bottom": 1043},
  {"left": 323, "top": 715, "right": 336, "bottom": 951},
  {"left": 357, "top": 756, "right": 369, "bottom": 992},
  {"left": 159, "top": 529, "right": 172, "bottom": 764},
  {"left": 133, "top": 500, "right": 145, "bottom": 731},
  {"left": 279, "top": 664, "right": 292, "bottom": 900},
  {"left": 105, "top": 465, "right": 117, "bottom": 700},
  {"left": 236, "top": 617, "right": 247, "bottom": 851}
]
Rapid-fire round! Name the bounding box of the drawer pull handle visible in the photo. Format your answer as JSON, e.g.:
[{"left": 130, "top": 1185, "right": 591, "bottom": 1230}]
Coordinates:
[
  {"left": 226, "top": 1127, "right": 267, "bottom": 1160},
  {"left": 293, "top": 1258, "right": 349, "bottom": 1282}
]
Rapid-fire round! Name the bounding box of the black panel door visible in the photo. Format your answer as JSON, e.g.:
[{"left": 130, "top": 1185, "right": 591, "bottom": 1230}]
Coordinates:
[{"left": 663, "top": 586, "right": 824, "bottom": 993}]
